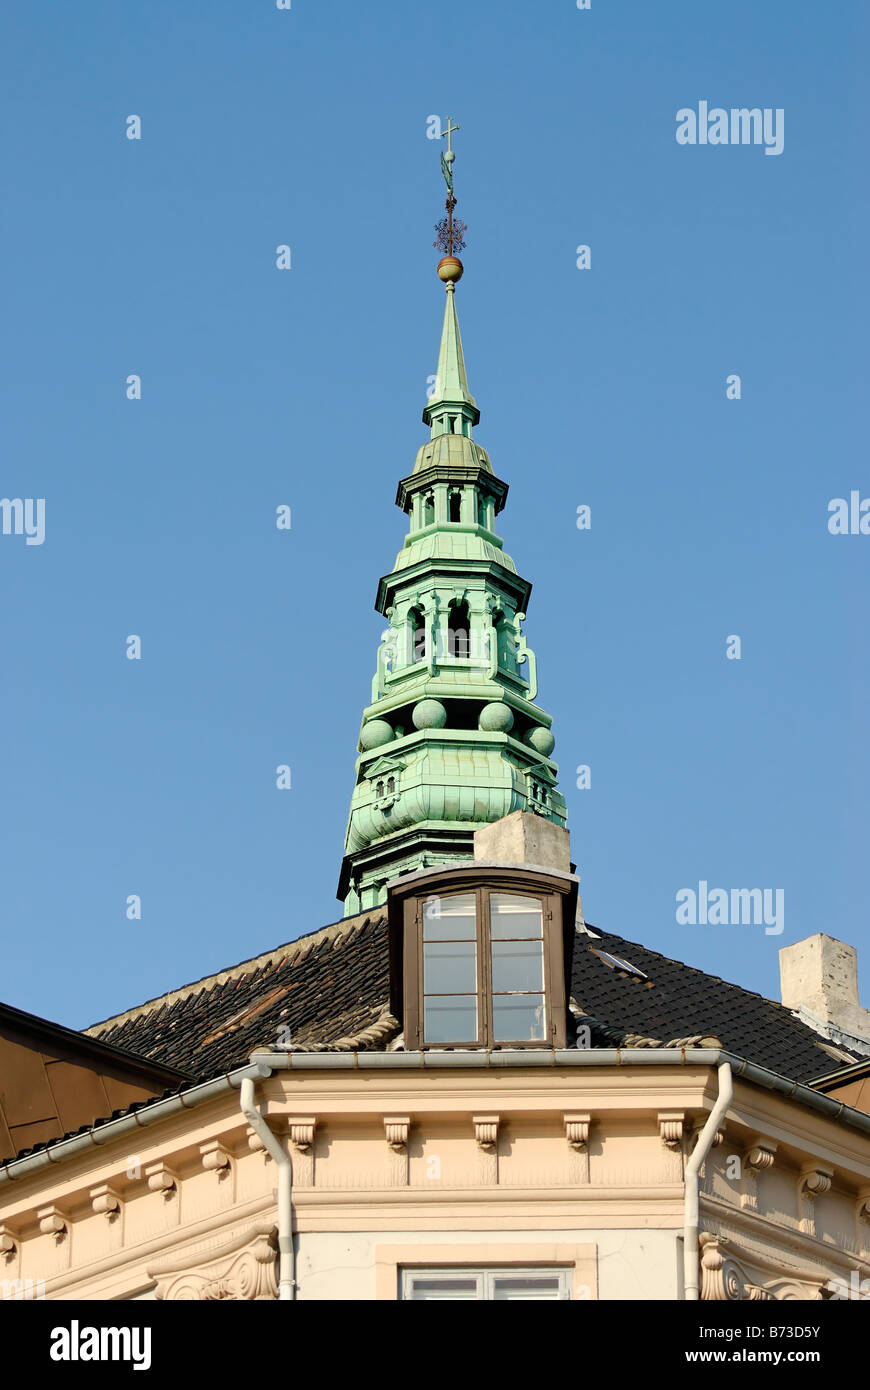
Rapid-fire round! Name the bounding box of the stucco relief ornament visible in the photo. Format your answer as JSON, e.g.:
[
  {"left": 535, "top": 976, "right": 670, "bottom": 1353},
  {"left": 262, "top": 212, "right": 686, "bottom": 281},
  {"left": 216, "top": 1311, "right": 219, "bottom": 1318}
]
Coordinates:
[
  {"left": 699, "top": 1232, "right": 756, "bottom": 1301},
  {"left": 699, "top": 1233, "right": 806, "bottom": 1301},
  {"left": 149, "top": 1221, "right": 278, "bottom": 1302}
]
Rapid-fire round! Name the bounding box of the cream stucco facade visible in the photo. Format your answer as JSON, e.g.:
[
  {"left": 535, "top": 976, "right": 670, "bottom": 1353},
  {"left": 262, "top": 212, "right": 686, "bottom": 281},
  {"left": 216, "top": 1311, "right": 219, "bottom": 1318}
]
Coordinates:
[{"left": 3, "top": 1051, "right": 869, "bottom": 1301}]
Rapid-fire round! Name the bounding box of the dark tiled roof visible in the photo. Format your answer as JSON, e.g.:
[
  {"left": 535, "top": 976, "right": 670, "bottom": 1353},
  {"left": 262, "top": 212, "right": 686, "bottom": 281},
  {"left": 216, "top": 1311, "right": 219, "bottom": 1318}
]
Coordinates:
[
  {"left": 85, "top": 910, "right": 859, "bottom": 1088},
  {"left": 6, "top": 911, "right": 862, "bottom": 1170},
  {"left": 89, "top": 912, "right": 392, "bottom": 1080},
  {"left": 571, "top": 926, "right": 859, "bottom": 1084}
]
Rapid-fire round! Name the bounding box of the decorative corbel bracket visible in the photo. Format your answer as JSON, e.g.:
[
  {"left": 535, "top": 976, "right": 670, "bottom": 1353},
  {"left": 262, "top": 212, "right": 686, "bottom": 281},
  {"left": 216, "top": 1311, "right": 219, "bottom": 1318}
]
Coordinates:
[
  {"left": 741, "top": 1139, "right": 777, "bottom": 1212},
  {"left": 564, "top": 1113, "right": 591, "bottom": 1150},
  {"left": 37, "top": 1205, "right": 68, "bottom": 1241},
  {"left": 692, "top": 1120, "right": 725, "bottom": 1148},
  {"left": 799, "top": 1164, "right": 834, "bottom": 1199},
  {"left": 0, "top": 1224, "right": 18, "bottom": 1259},
  {"left": 384, "top": 1116, "right": 411, "bottom": 1187},
  {"left": 145, "top": 1162, "right": 178, "bottom": 1198},
  {"left": 286, "top": 1116, "right": 317, "bottom": 1188},
  {"left": 473, "top": 1115, "right": 500, "bottom": 1152},
  {"left": 658, "top": 1111, "right": 685, "bottom": 1150},
  {"left": 745, "top": 1140, "right": 777, "bottom": 1173},
  {"left": 90, "top": 1183, "right": 122, "bottom": 1220},
  {"left": 288, "top": 1117, "right": 316, "bottom": 1153},
  {"left": 798, "top": 1163, "right": 834, "bottom": 1237},
  {"left": 384, "top": 1116, "right": 410, "bottom": 1153},
  {"left": 247, "top": 1125, "right": 267, "bottom": 1154},
  {"left": 200, "top": 1139, "right": 232, "bottom": 1178}
]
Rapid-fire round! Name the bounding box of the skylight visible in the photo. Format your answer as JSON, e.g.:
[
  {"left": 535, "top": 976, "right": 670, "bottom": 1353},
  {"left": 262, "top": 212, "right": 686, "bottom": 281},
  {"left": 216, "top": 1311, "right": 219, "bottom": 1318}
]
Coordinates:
[{"left": 589, "top": 948, "right": 649, "bottom": 982}]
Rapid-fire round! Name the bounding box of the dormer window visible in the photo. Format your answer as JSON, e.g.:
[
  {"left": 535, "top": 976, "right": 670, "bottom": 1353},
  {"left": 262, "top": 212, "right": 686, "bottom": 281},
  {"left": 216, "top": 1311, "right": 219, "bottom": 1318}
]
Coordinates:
[{"left": 389, "top": 864, "right": 574, "bottom": 1049}]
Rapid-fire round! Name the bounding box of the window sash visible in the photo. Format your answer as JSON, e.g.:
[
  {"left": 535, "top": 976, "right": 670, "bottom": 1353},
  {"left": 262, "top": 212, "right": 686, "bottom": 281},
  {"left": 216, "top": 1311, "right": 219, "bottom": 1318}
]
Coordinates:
[
  {"left": 400, "top": 1266, "right": 571, "bottom": 1301},
  {"left": 414, "top": 886, "right": 555, "bottom": 1047}
]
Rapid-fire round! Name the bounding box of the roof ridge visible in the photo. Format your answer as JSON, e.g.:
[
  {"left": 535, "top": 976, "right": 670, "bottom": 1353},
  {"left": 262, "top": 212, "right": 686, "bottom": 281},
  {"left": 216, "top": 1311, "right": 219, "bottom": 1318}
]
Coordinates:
[{"left": 84, "top": 909, "right": 385, "bottom": 1039}]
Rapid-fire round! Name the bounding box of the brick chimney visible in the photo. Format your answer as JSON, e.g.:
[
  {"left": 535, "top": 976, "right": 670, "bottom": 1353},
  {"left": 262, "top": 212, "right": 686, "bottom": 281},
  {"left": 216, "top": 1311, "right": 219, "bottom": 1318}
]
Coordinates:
[{"left": 779, "top": 934, "right": 870, "bottom": 1046}]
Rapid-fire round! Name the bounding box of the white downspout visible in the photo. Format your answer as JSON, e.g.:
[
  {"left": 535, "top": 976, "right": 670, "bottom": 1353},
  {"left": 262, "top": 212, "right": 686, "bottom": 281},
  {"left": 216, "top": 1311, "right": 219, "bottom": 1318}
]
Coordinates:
[
  {"left": 240, "top": 1076, "right": 295, "bottom": 1301},
  {"left": 683, "top": 1060, "right": 732, "bottom": 1300}
]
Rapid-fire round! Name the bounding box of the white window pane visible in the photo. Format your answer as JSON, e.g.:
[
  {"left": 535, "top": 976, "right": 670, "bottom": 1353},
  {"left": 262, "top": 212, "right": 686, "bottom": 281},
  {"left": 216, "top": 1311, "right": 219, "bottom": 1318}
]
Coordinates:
[
  {"left": 423, "top": 892, "right": 477, "bottom": 940},
  {"left": 424, "top": 940, "right": 476, "bottom": 994},
  {"left": 401, "top": 1267, "right": 571, "bottom": 1301},
  {"left": 491, "top": 939, "right": 544, "bottom": 993},
  {"left": 492, "top": 993, "right": 546, "bottom": 1041},
  {"left": 490, "top": 893, "right": 543, "bottom": 939},
  {"left": 406, "top": 1277, "right": 480, "bottom": 1301},
  {"left": 424, "top": 995, "right": 478, "bottom": 1042},
  {"left": 490, "top": 1275, "right": 564, "bottom": 1301}
]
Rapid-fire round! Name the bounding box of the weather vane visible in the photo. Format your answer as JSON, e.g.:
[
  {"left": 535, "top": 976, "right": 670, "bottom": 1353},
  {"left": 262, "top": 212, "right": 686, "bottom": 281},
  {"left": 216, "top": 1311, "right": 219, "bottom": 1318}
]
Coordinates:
[{"left": 433, "top": 116, "right": 467, "bottom": 279}]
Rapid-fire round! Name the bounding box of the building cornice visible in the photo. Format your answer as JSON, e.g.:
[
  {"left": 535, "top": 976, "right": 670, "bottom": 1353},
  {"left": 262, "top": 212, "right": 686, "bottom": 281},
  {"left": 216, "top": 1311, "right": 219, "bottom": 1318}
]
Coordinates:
[{"left": 4, "top": 1045, "right": 870, "bottom": 1192}]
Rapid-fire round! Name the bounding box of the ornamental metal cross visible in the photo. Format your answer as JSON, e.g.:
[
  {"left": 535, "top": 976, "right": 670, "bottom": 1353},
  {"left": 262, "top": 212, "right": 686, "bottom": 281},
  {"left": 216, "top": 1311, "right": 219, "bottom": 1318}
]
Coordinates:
[
  {"left": 434, "top": 115, "right": 467, "bottom": 256},
  {"left": 442, "top": 116, "right": 461, "bottom": 155}
]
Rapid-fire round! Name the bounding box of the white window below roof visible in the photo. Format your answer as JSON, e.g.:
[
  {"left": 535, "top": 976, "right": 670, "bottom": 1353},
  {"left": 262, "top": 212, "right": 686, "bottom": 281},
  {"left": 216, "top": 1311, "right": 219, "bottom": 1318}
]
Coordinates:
[{"left": 400, "top": 1266, "right": 571, "bottom": 1301}]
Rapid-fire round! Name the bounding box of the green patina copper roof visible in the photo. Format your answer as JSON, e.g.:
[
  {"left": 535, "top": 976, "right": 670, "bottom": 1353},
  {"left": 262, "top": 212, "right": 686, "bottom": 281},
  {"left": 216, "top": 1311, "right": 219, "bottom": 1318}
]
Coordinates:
[
  {"left": 338, "top": 272, "right": 566, "bottom": 916},
  {"left": 412, "top": 432, "right": 492, "bottom": 475},
  {"left": 422, "top": 284, "right": 480, "bottom": 436}
]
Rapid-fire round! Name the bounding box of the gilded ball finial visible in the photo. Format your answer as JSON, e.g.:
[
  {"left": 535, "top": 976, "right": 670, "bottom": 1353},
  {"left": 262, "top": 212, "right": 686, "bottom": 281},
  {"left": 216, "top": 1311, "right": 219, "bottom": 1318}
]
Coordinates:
[{"left": 437, "top": 256, "right": 464, "bottom": 284}]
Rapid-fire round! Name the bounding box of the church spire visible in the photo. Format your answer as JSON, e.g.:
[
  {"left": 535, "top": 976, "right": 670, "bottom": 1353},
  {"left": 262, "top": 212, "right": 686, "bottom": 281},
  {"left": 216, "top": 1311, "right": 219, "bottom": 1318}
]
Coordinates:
[
  {"left": 424, "top": 116, "right": 479, "bottom": 437},
  {"left": 423, "top": 284, "right": 480, "bottom": 437},
  {"left": 337, "top": 124, "right": 566, "bottom": 916}
]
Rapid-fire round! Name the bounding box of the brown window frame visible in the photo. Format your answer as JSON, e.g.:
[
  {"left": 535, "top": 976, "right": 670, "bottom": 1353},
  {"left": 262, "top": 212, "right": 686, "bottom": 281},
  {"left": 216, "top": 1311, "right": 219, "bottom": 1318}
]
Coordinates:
[{"left": 402, "top": 879, "right": 567, "bottom": 1050}]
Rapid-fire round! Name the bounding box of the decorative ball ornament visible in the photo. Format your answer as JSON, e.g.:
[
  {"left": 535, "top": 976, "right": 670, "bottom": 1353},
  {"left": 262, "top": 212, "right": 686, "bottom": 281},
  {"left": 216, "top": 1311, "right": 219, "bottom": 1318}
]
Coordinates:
[
  {"left": 478, "top": 702, "right": 514, "bottom": 733},
  {"left": 524, "top": 725, "right": 555, "bottom": 757},
  {"left": 437, "top": 256, "right": 464, "bottom": 284},
  {"left": 412, "top": 698, "right": 447, "bottom": 730},
  {"left": 359, "top": 719, "right": 394, "bottom": 751}
]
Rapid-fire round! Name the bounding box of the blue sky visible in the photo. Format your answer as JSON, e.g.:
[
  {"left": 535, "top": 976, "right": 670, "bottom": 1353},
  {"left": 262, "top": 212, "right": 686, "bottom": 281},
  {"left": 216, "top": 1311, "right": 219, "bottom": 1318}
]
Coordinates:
[{"left": 1, "top": 0, "right": 867, "bottom": 1028}]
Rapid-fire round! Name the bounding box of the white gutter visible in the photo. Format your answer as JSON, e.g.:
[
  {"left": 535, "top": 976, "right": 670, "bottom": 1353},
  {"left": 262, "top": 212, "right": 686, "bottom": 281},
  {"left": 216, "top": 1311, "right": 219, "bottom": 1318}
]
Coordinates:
[
  {"left": 3, "top": 1047, "right": 868, "bottom": 1194},
  {"left": 239, "top": 1077, "right": 295, "bottom": 1301},
  {"left": 682, "top": 1059, "right": 733, "bottom": 1301}
]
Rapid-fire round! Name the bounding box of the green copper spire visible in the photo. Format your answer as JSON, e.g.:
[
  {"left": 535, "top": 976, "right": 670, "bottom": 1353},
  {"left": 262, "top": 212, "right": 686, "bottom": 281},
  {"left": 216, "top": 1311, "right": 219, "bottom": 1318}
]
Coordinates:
[
  {"left": 423, "top": 283, "right": 480, "bottom": 438},
  {"left": 337, "top": 129, "right": 566, "bottom": 915}
]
